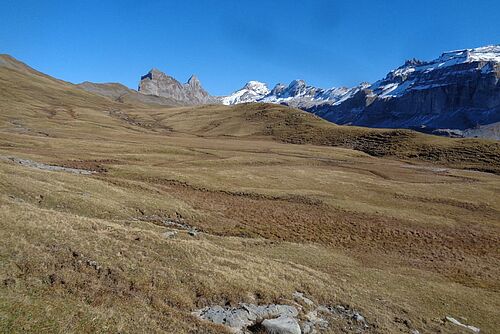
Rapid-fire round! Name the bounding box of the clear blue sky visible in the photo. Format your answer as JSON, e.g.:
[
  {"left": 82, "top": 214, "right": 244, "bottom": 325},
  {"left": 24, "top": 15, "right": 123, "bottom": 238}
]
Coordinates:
[{"left": 1, "top": 0, "right": 499, "bottom": 95}]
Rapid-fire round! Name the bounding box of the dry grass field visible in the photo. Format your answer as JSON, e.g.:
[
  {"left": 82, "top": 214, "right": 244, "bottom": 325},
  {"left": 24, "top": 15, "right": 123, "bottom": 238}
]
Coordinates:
[{"left": 0, "top": 55, "right": 499, "bottom": 333}]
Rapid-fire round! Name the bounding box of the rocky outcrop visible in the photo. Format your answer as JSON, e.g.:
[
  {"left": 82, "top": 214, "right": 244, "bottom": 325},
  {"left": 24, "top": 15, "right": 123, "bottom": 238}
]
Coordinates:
[
  {"left": 261, "top": 316, "right": 301, "bottom": 334},
  {"left": 138, "top": 69, "right": 217, "bottom": 105},
  {"left": 193, "top": 292, "right": 373, "bottom": 334},
  {"left": 193, "top": 303, "right": 299, "bottom": 333}
]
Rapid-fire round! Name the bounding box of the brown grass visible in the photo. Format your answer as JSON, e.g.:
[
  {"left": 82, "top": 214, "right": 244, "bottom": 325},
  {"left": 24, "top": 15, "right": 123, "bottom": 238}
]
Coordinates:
[{"left": 0, "top": 56, "right": 499, "bottom": 333}]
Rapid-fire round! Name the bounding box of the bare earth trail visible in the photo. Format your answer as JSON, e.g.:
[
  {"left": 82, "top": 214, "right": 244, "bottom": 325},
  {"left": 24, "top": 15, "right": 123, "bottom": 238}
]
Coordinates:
[{"left": 0, "top": 57, "right": 499, "bottom": 333}]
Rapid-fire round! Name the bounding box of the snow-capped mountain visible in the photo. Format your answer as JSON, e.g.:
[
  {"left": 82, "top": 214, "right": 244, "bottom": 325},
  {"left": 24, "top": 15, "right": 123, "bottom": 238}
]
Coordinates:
[
  {"left": 370, "top": 45, "right": 500, "bottom": 99},
  {"left": 260, "top": 80, "right": 369, "bottom": 108},
  {"left": 130, "top": 45, "right": 499, "bottom": 139},
  {"left": 311, "top": 45, "right": 500, "bottom": 133},
  {"left": 220, "top": 81, "right": 270, "bottom": 105},
  {"left": 222, "top": 45, "right": 500, "bottom": 138},
  {"left": 222, "top": 79, "right": 369, "bottom": 109}
]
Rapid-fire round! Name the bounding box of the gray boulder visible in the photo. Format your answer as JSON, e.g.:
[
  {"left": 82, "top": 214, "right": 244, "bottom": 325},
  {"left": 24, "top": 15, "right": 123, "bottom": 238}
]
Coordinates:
[
  {"left": 193, "top": 303, "right": 299, "bottom": 333},
  {"left": 262, "top": 316, "right": 301, "bottom": 334}
]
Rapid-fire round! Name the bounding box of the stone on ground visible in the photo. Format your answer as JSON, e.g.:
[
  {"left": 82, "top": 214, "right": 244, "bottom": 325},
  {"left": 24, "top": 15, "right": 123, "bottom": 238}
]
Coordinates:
[{"left": 262, "top": 316, "right": 301, "bottom": 334}]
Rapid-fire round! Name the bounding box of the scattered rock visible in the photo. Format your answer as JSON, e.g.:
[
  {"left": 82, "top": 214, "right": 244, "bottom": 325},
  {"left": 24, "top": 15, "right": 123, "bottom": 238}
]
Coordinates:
[
  {"left": 306, "top": 310, "right": 328, "bottom": 327},
  {"left": 302, "top": 310, "right": 329, "bottom": 333},
  {"left": 194, "top": 294, "right": 371, "bottom": 334},
  {"left": 300, "top": 304, "right": 370, "bottom": 333},
  {"left": 333, "top": 305, "right": 368, "bottom": 324},
  {"left": 163, "top": 231, "right": 177, "bottom": 238},
  {"left": 353, "top": 312, "right": 365, "bottom": 323},
  {"left": 293, "top": 291, "right": 314, "bottom": 306},
  {"left": 188, "top": 229, "right": 198, "bottom": 237},
  {"left": 163, "top": 219, "right": 194, "bottom": 230},
  {"left": 445, "top": 316, "right": 480, "bottom": 333},
  {"left": 262, "top": 316, "right": 301, "bottom": 334},
  {"left": 301, "top": 322, "right": 314, "bottom": 334},
  {"left": 86, "top": 260, "right": 101, "bottom": 271}
]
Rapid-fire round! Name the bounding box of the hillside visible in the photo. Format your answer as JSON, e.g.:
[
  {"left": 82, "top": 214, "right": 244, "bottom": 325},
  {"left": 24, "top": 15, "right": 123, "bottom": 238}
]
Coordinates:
[
  {"left": 112, "top": 103, "right": 500, "bottom": 174},
  {"left": 77, "top": 81, "right": 182, "bottom": 106},
  {"left": 0, "top": 55, "right": 499, "bottom": 333}
]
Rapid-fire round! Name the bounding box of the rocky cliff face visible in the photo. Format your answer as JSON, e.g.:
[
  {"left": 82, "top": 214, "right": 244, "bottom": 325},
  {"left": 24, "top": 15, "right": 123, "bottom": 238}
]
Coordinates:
[
  {"left": 311, "top": 46, "right": 500, "bottom": 132},
  {"left": 138, "top": 69, "right": 217, "bottom": 105}
]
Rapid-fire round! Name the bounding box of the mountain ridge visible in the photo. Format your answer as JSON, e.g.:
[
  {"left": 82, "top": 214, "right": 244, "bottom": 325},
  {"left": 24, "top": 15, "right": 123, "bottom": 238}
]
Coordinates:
[
  {"left": 222, "top": 45, "right": 500, "bottom": 139},
  {"left": 138, "top": 68, "right": 217, "bottom": 105},
  {"left": 3, "top": 45, "right": 499, "bottom": 139}
]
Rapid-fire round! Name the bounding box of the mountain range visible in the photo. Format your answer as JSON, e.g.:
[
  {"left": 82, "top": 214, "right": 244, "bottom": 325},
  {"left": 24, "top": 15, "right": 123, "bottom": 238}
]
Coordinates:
[
  {"left": 221, "top": 45, "right": 500, "bottom": 139},
  {"left": 76, "top": 45, "right": 500, "bottom": 139}
]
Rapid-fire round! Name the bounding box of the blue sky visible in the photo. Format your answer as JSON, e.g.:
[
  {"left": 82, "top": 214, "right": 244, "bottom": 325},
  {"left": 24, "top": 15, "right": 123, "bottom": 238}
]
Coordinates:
[{"left": 1, "top": 0, "right": 499, "bottom": 95}]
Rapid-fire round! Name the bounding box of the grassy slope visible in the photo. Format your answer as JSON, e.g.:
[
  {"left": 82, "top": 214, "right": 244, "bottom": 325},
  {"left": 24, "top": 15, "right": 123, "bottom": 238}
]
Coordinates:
[
  {"left": 0, "top": 57, "right": 499, "bottom": 333},
  {"left": 134, "top": 103, "right": 500, "bottom": 173}
]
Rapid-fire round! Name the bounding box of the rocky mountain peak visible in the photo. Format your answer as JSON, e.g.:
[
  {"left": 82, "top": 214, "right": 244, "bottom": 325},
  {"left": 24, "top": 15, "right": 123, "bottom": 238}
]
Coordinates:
[
  {"left": 187, "top": 75, "right": 201, "bottom": 87},
  {"left": 270, "top": 83, "right": 286, "bottom": 96},
  {"left": 404, "top": 58, "right": 425, "bottom": 67},
  {"left": 220, "top": 81, "right": 269, "bottom": 105},
  {"left": 289, "top": 79, "right": 306, "bottom": 87},
  {"left": 138, "top": 68, "right": 216, "bottom": 105},
  {"left": 286, "top": 80, "right": 309, "bottom": 96},
  {"left": 242, "top": 81, "right": 270, "bottom": 95},
  {"left": 141, "top": 68, "right": 167, "bottom": 80}
]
